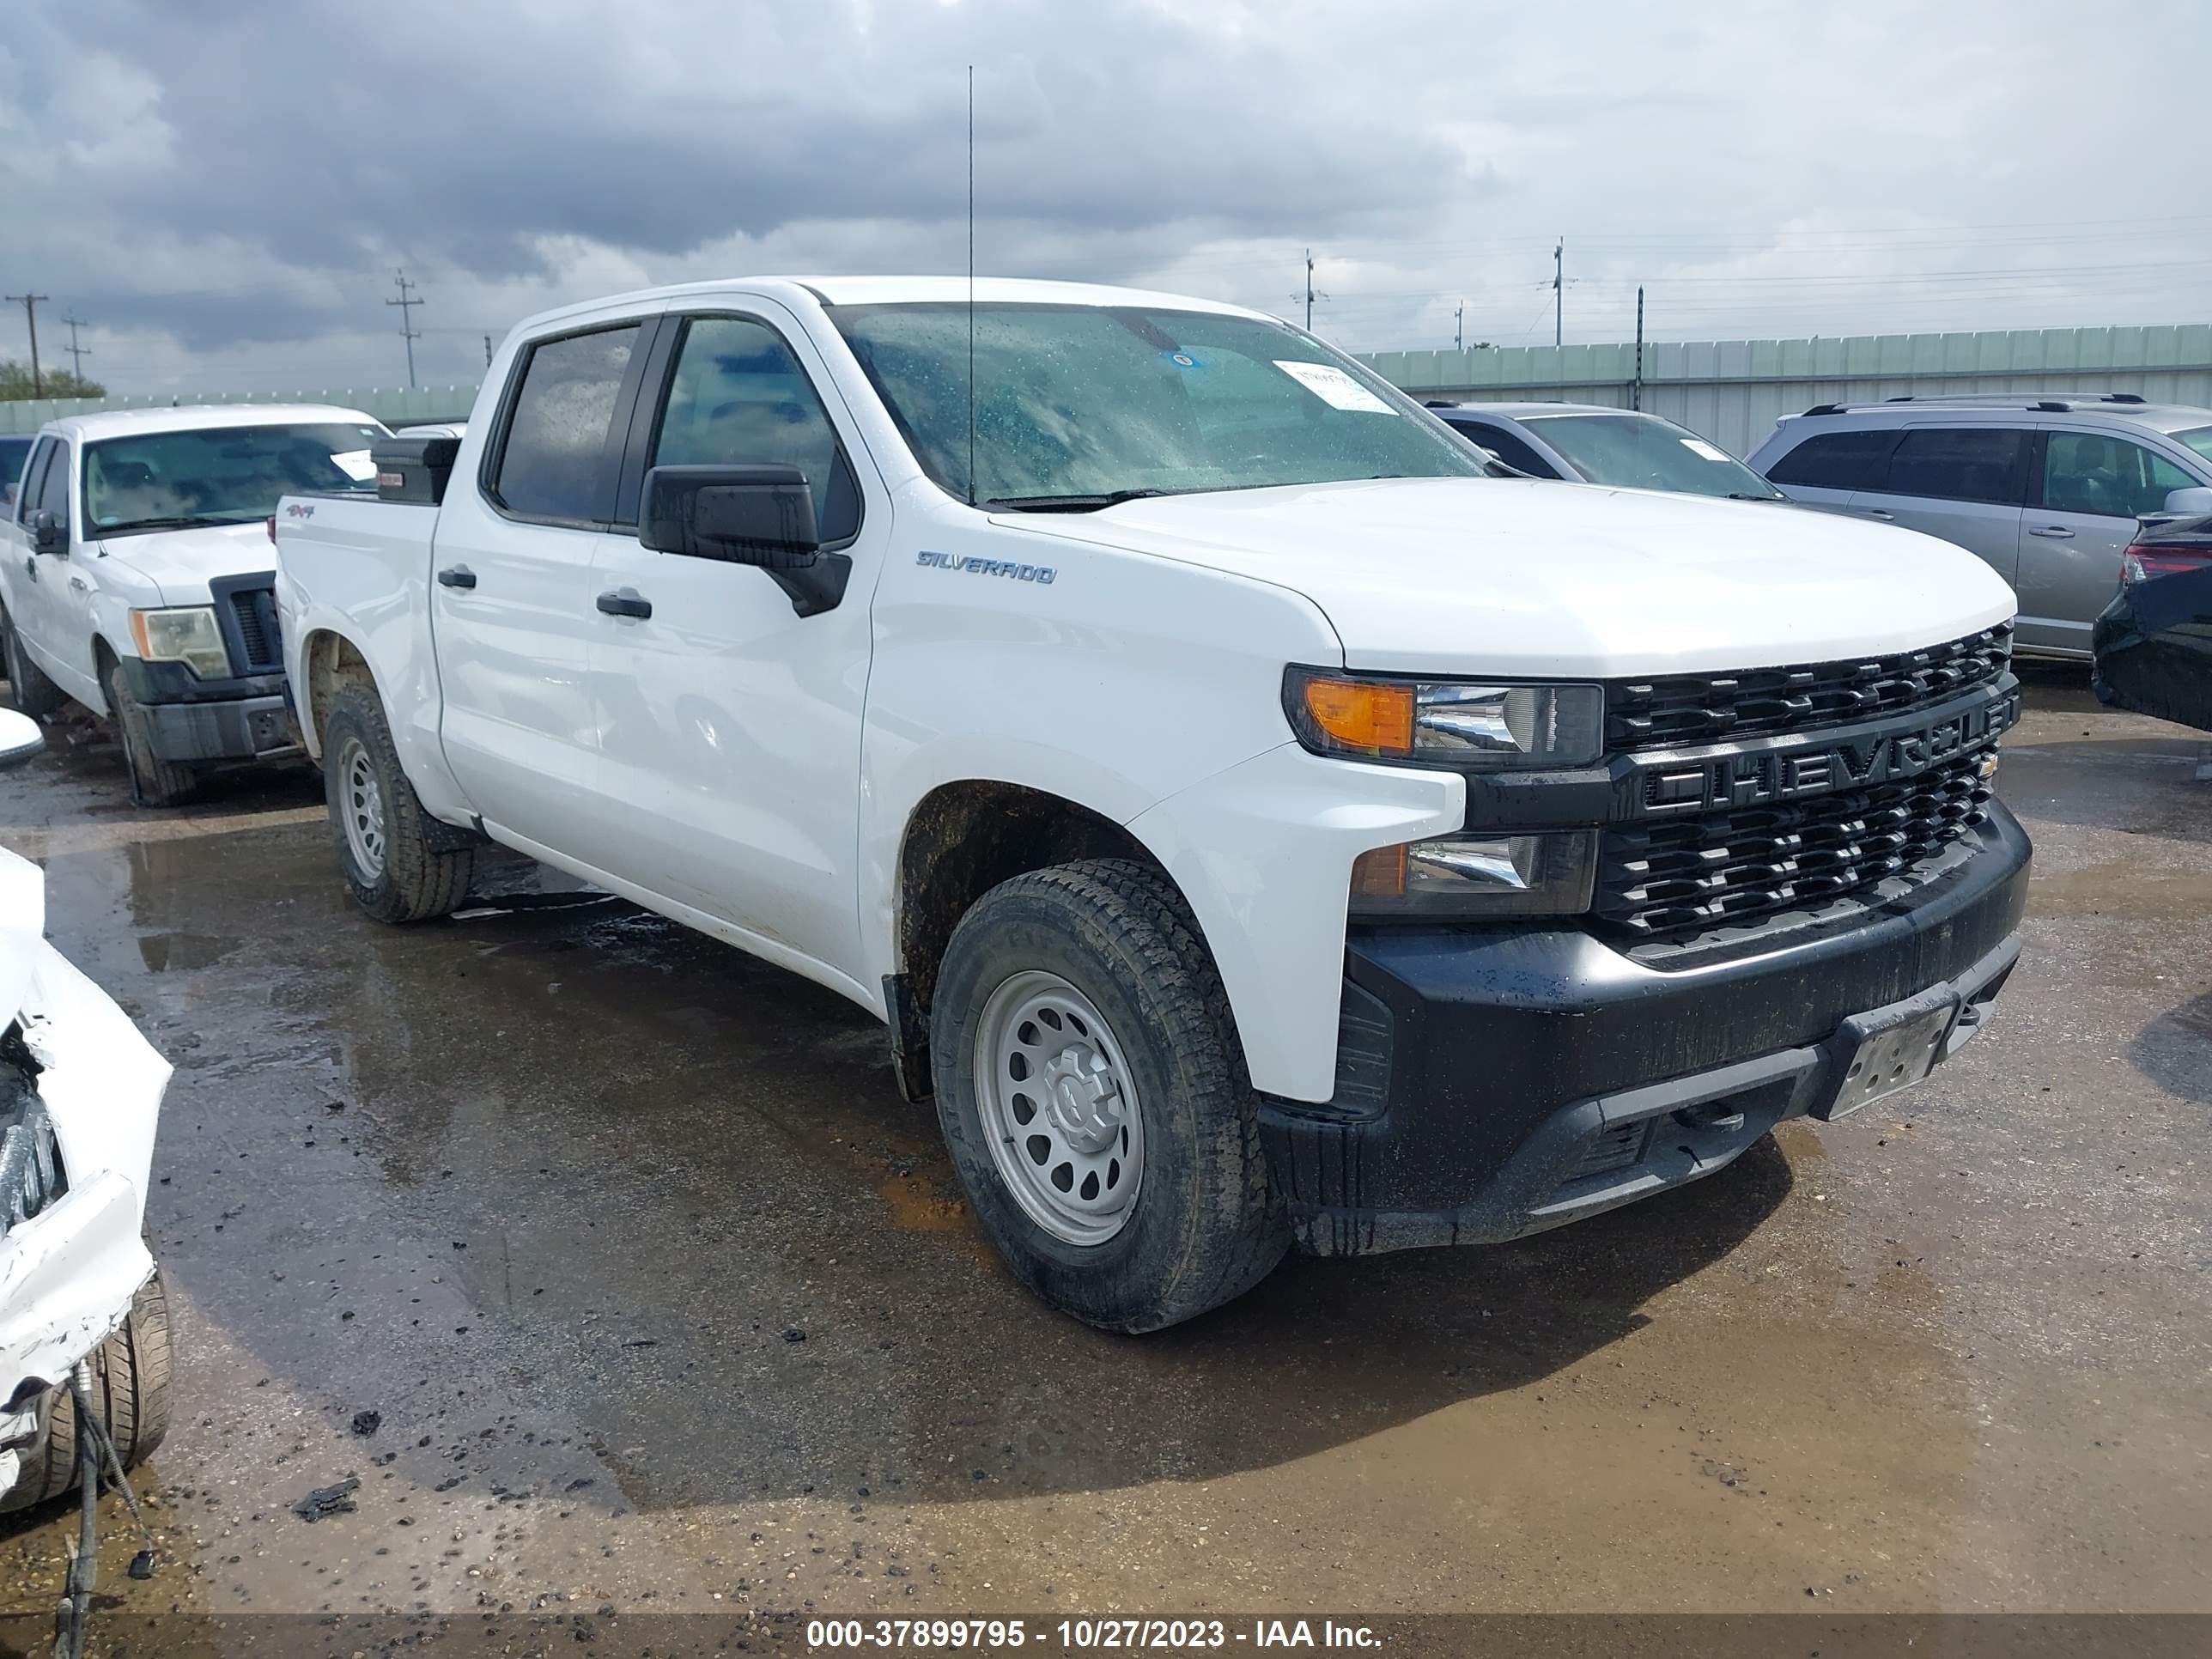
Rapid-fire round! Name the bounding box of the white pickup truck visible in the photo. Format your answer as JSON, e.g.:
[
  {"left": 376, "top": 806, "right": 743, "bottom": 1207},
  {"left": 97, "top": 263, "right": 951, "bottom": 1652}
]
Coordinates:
[
  {"left": 3, "top": 404, "right": 386, "bottom": 803},
  {"left": 275, "top": 277, "right": 2032, "bottom": 1331}
]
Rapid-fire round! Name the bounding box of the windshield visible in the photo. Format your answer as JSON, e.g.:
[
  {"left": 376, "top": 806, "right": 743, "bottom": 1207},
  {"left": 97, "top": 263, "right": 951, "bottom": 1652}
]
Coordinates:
[
  {"left": 2175, "top": 426, "right": 2212, "bottom": 467},
  {"left": 83, "top": 421, "right": 386, "bottom": 535},
  {"left": 1522, "top": 411, "right": 1783, "bottom": 500},
  {"left": 830, "top": 302, "right": 1484, "bottom": 507}
]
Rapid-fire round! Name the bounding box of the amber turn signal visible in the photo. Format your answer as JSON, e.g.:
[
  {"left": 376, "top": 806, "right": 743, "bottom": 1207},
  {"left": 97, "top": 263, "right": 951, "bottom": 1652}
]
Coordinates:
[{"left": 1301, "top": 677, "right": 1415, "bottom": 756}]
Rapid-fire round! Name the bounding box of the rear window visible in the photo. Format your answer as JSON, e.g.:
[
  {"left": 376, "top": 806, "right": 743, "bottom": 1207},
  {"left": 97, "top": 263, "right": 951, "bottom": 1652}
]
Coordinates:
[
  {"left": 1877, "top": 428, "right": 2030, "bottom": 506},
  {"left": 0, "top": 436, "right": 29, "bottom": 490},
  {"left": 491, "top": 325, "right": 641, "bottom": 523},
  {"left": 1765, "top": 428, "right": 1899, "bottom": 490}
]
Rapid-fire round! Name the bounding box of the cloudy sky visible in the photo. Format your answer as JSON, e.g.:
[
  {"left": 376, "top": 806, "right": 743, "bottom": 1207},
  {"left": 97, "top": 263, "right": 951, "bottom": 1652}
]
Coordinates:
[{"left": 5, "top": 0, "right": 2209, "bottom": 395}]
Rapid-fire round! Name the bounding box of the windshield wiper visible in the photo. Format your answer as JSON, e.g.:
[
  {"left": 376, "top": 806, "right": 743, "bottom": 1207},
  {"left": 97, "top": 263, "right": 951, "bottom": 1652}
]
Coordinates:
[
  {"left": 981, "top": 489, "right": 1176, "bottom": 513},
  {"left": 98, "top": 514, "right": 245, "bottom": 533}
]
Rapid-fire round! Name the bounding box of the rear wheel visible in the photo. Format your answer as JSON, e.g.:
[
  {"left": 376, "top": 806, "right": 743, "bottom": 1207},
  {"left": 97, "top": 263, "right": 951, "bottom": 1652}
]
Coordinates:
[
  {"left": 322, "top": 684, "right": 473, "bottom": 922},
  {"left": 1, "top": 605, "right": 64, "bottom": 717},
  {"left": 0, "top": 1270, "right": 173, "bottom": 1515},
  {"left": 929, "top": 859, "right": 1288, "bottom": 1333},
  {"left": 101, "top": 657, "right": 198, "bottom": 807}
]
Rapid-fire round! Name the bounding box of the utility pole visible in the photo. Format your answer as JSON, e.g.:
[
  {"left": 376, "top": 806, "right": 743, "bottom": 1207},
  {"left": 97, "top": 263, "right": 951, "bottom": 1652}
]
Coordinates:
[
  {"left": 1552, "top": 238, "right": 1563, "bottom": 348},
  {"left": 1455, "top": 302, "right": 1465, "bottom": 353},
  {"left": 1633, "top": 286, "right": 1644, "bottom": 411},
  {"left": 483, "top": 333, "right": 495, "bottom": 369},
  {"left": 386, "top": 269, "right": 423, "bottom": 389},
  {"left": 5, "top": 293, "right": 48, "bottom": 398},
  {"left": 1294, "top": 250, "right": 1326, "bottom": 331},
  {"left": 60, "top": 315, "right": 92, "bottom": 382}
]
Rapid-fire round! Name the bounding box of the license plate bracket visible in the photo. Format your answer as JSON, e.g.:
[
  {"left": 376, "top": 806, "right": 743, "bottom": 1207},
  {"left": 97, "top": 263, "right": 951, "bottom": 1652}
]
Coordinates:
[{"left": 1816, "top": 989, "right": 1960, "bottom": 1121}]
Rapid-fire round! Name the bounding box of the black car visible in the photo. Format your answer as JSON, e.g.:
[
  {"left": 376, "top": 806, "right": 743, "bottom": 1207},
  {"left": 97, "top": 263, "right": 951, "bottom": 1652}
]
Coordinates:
[{"left": 2090, "top": 513, "right": 2212, "bottom": 730}]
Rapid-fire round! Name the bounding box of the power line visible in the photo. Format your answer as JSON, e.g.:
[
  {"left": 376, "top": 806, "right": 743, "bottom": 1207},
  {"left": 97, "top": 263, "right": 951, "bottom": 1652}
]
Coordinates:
[
  {"left": 60, "top": 315, "right": 92, "bottom": 380},
  {"left": 5, "top": 293, "right": 49, "bottom": 397},
  {"left": 385, "top": 269, "right": 423, "bottom": 389}
]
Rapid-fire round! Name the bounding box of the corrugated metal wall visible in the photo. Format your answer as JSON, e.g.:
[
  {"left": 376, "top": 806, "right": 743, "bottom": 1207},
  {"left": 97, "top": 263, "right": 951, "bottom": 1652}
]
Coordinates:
[
  {"left": 1364, "top": 324, "right": 2212, "bottom": 455},
  {"left": 6, "top": 324, "right": 2209, "bottom": 457},
  {"left": 0, "top": 386, "right": 479, "bottom": 435}
]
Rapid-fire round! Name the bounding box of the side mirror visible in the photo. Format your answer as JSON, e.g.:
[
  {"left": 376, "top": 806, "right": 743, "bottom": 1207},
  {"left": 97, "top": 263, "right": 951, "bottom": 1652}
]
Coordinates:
[
  {"left": 0, "top": 708, "right": 44, "bottom": 769},
  {"left": 28, "top": 510, "right": 64, "bottom": 556},
  {"left": 641, "top": 465, "right": 820, "bottom": 569},
  {"left": 2160, "top": 485, "right": 2212, "bottom": 518},
  {"left": 638, "top": 465, "right": 849, "bottom": 618}
]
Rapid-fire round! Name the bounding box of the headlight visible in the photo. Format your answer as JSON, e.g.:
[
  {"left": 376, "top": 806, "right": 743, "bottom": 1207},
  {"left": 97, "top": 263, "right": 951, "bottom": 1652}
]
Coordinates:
[
  {"left": 1350, "top": 831, "right": 1596, "bottom": 919},
  {"left": 129, "top": 607, "right": 230, "bottom": 678},
  {"left": 1285, "top": 668, "right": 1603, "bottom": 769}
]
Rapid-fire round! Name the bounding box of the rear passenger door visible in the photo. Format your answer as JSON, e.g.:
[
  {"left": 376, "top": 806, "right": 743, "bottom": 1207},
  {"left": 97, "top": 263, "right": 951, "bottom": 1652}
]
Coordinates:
[
  {"left": 2017, "top": 428, "right": 2206, "bottom": 657},
  {"left": 429, "top": 311, "right": 661, "bottom": 843},
  {"left": 1852, "top": 425, "right": 2030, "bottom": 589}
]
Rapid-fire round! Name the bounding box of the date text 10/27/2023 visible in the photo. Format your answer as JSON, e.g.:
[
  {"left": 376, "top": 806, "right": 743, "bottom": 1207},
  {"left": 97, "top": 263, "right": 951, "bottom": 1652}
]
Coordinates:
[{"left": 805, "top": 1620, "right": 1382, "bottom": 1650}]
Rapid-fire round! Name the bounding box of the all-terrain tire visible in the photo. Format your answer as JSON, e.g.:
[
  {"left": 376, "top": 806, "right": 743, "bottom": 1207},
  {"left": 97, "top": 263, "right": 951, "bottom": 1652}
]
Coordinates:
[
  {"left": 930, "top": 858, "right": 1289, "bottom": 1333},
  {"left": 0, "top": 1269, "right": 173, "bottom": 1515},
  {"left": 322, "top": 684, "right": 473, "bottom": 922},
  {"left": 102, "top": 656, "right": 199, "bottom": 806},
  {"left": 0, "top": 604, "right": 64, "bottom": 718}
]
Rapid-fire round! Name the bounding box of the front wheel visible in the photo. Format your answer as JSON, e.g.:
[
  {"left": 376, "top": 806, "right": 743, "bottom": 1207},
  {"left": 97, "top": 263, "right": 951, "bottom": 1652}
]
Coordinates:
[
  {"left": 321, "top": 684, "right": 474, "bottom": 922},
  {"left": 0, "top": 1270, "right": 173, "bottom": 1515},
  {"left": 102, "top": 658, "right": 198, "bottom": 807},
  {"left": 929, "top": 859, "right": 1288, "bottom": 1333}
]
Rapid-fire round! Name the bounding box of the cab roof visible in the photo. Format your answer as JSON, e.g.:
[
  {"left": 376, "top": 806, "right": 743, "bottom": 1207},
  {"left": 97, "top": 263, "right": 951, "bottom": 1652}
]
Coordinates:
[{"left": 43, "top": 404, "right": 382, "bottom": 443}]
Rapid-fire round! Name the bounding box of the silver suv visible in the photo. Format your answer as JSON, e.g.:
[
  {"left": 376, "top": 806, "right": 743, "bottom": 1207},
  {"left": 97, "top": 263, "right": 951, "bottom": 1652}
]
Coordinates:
[{"left": 1747, "top": 396, "right": 2212, "bottom": 659}]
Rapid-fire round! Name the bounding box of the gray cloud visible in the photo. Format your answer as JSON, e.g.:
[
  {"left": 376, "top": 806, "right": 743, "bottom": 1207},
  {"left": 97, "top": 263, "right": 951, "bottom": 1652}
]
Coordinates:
[{"left": 3, "top": 0, "right": 2208, "bottom": 392}]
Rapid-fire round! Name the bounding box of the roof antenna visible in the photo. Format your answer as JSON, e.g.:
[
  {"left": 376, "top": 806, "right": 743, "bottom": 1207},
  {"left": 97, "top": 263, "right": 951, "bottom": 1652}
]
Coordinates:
[{"left": 967, "top": 64, "right": 977, "bottom": 507}]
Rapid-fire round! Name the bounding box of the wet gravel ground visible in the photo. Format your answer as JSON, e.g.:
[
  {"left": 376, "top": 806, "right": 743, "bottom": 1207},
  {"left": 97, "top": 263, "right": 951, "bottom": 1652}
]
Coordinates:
[{"left": 0, "top": 665, "right": 2206, "bottom": 1648}]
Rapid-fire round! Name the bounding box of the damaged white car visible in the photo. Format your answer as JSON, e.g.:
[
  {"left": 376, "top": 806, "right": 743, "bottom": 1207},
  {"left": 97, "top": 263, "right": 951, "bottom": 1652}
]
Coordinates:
[{"left": 0, "top": 708, "right": 172, "bottom": 1515}]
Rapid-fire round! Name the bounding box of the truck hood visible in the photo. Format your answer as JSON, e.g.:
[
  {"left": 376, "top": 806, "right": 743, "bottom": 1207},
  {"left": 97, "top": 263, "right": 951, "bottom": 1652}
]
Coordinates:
[
  {"left": 1025, "top": 477, "right": 2018, "bottom": 677},
  {"left": 96, "top": 521, "right": 277, "bottom": 605}
]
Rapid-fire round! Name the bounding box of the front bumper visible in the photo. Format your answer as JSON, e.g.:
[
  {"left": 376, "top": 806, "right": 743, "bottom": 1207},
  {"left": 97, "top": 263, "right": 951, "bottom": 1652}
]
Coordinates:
[
  {"left": 1261, "top": 801, "right": 2032, "bottom": 1255},
  {"left": 117, "top": 658, "right": 300, "bottom": 763}
]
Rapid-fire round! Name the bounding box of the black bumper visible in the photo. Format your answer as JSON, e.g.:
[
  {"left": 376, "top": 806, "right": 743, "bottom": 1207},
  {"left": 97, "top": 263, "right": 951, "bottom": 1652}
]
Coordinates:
[
  {"left": 115, "top": 658, "right": 301, "bottom": 764},
  {"left": 1261, "top": 802, "right": 2033, "bottom": 1256}
]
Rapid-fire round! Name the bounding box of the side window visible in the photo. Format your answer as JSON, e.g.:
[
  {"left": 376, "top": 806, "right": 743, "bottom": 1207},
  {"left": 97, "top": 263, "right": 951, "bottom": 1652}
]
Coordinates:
[
  {"left": 491, "top": 325, "right": 641, "bottom": 524},
  {"left": 1446, "top": 419, "right": 1559, "bottom": 478},
  {"left": 2042, "top": 431, "right": 2198, "bottom": 519},
  {"left": 649, "top": 316, "right": 860, "bottom": 543},
  {"left": 15, "top": 440, "right": 53, "bottom": 526},
  {"left": 1877, "top": 428, "right": 2028, "bottom": 506},
  {"left": 1765, "top": 428, "right": 1899, "bottom": 490},
  {"left": 34, "top": 441, "right": 71, "bottom": 532}
]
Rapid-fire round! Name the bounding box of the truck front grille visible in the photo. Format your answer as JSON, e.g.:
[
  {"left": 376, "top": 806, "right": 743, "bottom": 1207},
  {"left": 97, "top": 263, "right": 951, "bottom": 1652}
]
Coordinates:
[
  {"left": 1604, "top": 623, "right": 2012, "bottom": 752},
  {"left": 226, "top": 585, "right": 282, "bottom": 675},
  {"left": 1594, "top": 745, "right": 1996, "bottom": 939}
]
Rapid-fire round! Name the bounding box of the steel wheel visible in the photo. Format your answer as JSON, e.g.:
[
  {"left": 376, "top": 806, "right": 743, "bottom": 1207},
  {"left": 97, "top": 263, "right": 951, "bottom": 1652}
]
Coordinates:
[
  {"left": 337, "top": 736, "right": 387, "bottom": 880},
  {"left": 973, "top": 969, "right": 1145, "bottom": 1246}
]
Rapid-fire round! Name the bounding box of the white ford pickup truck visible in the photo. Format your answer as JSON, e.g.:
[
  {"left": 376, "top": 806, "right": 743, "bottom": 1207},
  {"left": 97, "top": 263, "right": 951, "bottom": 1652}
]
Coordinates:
[
  {"left": 3, "top": 404, "right": 386, "bottom": 803},
  {"left": 275, "top": 277, "right": 2031, "bottom": 1331}
]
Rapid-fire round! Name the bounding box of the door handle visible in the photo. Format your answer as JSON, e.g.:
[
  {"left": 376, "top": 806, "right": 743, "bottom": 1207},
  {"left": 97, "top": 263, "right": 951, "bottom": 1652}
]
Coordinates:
[
  {"left": 2027, "top": 525, "right": 2075, "bottom": 539},
  {"left": 21, "top": 556, "right": 34, "bottom": 583},
  {"left": 1861, "top": 507, "right": 1895, "bottom": 520},
  {"left": 435, "top": 564, "right": 477, "bottom": 590},
  {"left": 596, "top": 587, "right": 653, "bottom": 620}
]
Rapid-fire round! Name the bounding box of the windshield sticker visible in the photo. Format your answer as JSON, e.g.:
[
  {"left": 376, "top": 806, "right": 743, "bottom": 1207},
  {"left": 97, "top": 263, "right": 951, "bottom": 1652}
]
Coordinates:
[
  {"left": 1273, "top": 360, "right": 1393, "bottom": 414},
  {"left": 1679, "top": 436, "right": 1730, "bottom": 463},
  {"left": 1164, "top": 351, "right": 1203, "bottom": 370},
  {"left": 331, "top": 449, "right": 378, "bottom": 482}
]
